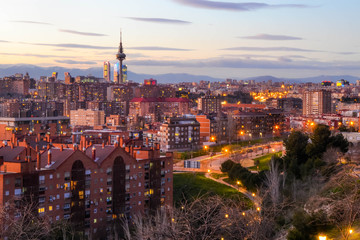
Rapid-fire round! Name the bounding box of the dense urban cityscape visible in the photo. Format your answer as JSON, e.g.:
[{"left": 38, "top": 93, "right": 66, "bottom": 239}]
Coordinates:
[{"left": 1, "top": 0, "right": 360, "bottom": 240}]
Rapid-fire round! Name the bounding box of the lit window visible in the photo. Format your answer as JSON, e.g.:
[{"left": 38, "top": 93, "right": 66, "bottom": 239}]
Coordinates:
[
  {"left": 38, "top": 207, "right": 45, "bottom": 213},
  {"left": 49, "top": 206, "right": 53, "bottom": 211}
]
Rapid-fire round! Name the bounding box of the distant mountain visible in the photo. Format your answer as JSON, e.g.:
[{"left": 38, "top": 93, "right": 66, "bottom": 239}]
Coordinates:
[
  {"left": 0, "top": 64, "right": 359, "bottom": 84},
  {"left": 0, "top": 64, "right": 222, "bottom": 83},
  {"left": 245, "top": 75, "right": 360, "bottom": 83}
]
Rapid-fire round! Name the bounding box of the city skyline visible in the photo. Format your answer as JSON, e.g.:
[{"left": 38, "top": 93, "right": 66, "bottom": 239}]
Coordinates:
[{"left": 1, "top": 0, "right": 359, "bottom": 79}]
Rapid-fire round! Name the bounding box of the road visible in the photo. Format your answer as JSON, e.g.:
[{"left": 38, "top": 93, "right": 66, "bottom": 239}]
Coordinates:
[{"left": 174, "top": 141, "right": 283, "bottom": 173}]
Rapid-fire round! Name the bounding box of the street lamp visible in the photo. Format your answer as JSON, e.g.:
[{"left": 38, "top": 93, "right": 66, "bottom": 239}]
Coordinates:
[
  {"left": 349, "top": 229, "right": 353, "bottom": 234},
  {"left": 237, "top": 181, "right": 240, "bottom": 191},
  {"left": 318, "top": 235, "right": 327, "bottom": 240}
]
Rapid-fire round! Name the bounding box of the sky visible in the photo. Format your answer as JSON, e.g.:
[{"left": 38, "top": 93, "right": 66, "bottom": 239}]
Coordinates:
[{"left": 0, "top": 0, "right": 360, "bottom": 79}]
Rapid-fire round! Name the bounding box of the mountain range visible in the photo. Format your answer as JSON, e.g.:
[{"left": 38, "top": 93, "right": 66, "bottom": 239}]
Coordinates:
[{"left": 0, "top": 64, "right": 358, "bottom": 84}]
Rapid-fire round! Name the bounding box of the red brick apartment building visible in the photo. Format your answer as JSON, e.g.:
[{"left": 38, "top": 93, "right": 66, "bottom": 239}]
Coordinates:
[{"left": 0, "top": 138, "right": 173, "bottom": 239}]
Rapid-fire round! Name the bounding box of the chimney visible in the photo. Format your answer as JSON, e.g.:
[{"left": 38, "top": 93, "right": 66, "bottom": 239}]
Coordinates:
[
  {"left": 37, "top": 133, "right": 41, "bottom": 142},
  {"left": 26, "top": 143, "right": 30, "bottom": 156},
  {"left": 82, "top": 147, "right": 86, "bottom": 152},
  {"left": 73, "top": 144, "right": 78, "bottom": 151},
  {"left": 146, "top": 137, "right": 149, "bottom": 147},
  {"left": 17, "top": 155, "right": 20, "bottom": 161},
  {"left": 26, "top": 156, "right": 31, "bottom": 163},
  {"left": 11, "top": 133, "right": 15, "bottom": 145},
  {"left": 35, "top": 144, "right": 39, "bottom": 153},
  {"left": 120, "top": 137, "right": 124, "bottom": 148},
  {"left": 10, "top": 141, "right": 14, "bottom": 149},
  {"left": 47, "top": 144, "right": 51, "bottom": 150},
  {"left": 133, "top": 150, "right": 137, "bottom": 160},
  {"left": 60, "top": 145, "right": 63, "bottom": 151},
  {"left": 36, "top": 152, "right": 41, "bottom": 170},
  {"left": 114, "top": 141, "right": 118, "bottom": 148},
  {"left": 47, "top": 150, "right": 52, "bottom": 165},
  {"left": 102, "top": 141, "right": 105, "bottom": 149},
  {"left": 156, "top": 143, "right": 160, "bottom": 150},
  {"left": 72, "top": 134, "right": 75, "bottom": 144},
  {"left": 92, "top": 146, "right": 96, "bottom": 160}
]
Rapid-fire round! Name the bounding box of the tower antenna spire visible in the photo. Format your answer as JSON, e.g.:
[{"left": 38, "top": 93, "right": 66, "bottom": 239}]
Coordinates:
[{"left": 116, "top": 29, "right": 126, "bottom": 84}]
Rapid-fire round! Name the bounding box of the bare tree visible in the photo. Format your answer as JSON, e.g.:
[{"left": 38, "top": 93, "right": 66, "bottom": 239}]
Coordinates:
[
  {"left": 264, "top": 157, "right": 282, "bottom": 207},
  {"left": 0, "top": 198, "right": 52, "bottom": 240},
  {"left": 324, "top": 169, "right": 360, "bottom": 239},
  {"left": 121, "top": 194, "right": 285, "bottom": 240}
]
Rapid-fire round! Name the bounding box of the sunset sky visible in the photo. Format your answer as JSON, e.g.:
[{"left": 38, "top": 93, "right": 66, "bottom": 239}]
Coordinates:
[{"left": 0, "top": 0, "right": 359, "bottom": 79}]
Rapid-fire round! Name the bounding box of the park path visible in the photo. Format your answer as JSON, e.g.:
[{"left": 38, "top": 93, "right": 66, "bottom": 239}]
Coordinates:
[{"left": 204, "top": 172, "right": 258, "bottom": 204}]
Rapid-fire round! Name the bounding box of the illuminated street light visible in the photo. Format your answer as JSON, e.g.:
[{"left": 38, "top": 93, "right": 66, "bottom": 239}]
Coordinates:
[
  {"left": 256, "top": 207, "right": 260, "bottom": 212},
  {"left": 252, "top": 193, "right": 256, "bottom": 197},
  {"left": 242, "top": 212, "right": 245, "bottom": 216},
  {"left": 225, "top": 214, "right": 229, "bottom": 218},
  {"left": 318, "top": 235, "right": 327, "bottom": 240},
  {"left": 207, "top": 169, "right": 211, "bottom": 173},
  {"left": 349, "top": 229, "right": 353, "bottom": 234}
]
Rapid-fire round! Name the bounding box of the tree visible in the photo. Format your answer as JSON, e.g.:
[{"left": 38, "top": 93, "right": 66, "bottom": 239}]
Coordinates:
[
  {"left": 283, "top": 131, "right": 309, "bottom": 179},
  {"left": 328, "top": 133, "right": 349, "bottom": 154},
  {"left": 220, "top": 159, "right": 235, "bottom": 173},
  {"left": 306, "top": 124, "right": 332, "bottom": 159},
  {"left": 121, "top": 195, "right": 279, "bottom": 240},
  {"left": 264, "top": 158, "right": 282, "bottom": 208},
  {"left": 0, "top": 198, "right": 52, "bottom": 240}
]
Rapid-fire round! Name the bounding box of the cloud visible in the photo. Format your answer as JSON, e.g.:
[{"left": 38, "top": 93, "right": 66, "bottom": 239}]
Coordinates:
[
  {"left": 0, "top": 52, "right": 64, "bottom": 58},
  {"left": 127, "top": 17, "right": 191, "bottom": 24},
  {"left": 11, "top": 20, "right": 52, "bottom": 25},
  {"left": 128, "top": 46, "right": 193, "bottom": 51},
  {"left": 127, "top": 57, "right": 360, "bottom": 70},
  {"left": 242, "top": 34, "right": 302, "bottom": 40},
  {"left": 336, "top": 52, "right": 357, "bottom": 55},
  {"left": 0, "top": 40, "right": 9, "bottom": 43},
  {"left": 59, "top": 29, "right": 108, "bottom": 37},
  {"left": 55, "top": 60, "right": 97, "bottom": 65},
  {"left": 26, "top": 42, "right": 114, "bottom": 50},
  {"left": 222, "top": 46, "right": 321, "bottom": 52},
  {"left": 222, "top": 54, "right": 312, "bottom": 60},
  {"left": 173, "top": 0, "right": 309, "bottom": 11}
]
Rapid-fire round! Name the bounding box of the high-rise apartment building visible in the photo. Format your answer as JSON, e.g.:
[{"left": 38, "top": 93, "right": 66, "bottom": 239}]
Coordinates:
[
  {"left": 103, "top": 61, "right": 111, "bottom": 82},
  {"left": 159, "top": 116, "right": 200, "bottom": 152},
  {"left": 198, "top": 96, "right": 222, "bottom": 114},
  {"left": 0, "top": 139, "right": 173, "bottom": 239},
  {"left": 303, "top": 90, "right": 332, "bottom": 115},
  {"left": 70, "top": 109, "right": 105, "bottom": 127}
]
